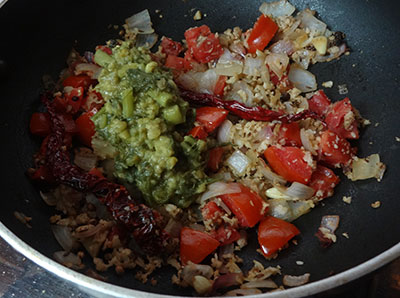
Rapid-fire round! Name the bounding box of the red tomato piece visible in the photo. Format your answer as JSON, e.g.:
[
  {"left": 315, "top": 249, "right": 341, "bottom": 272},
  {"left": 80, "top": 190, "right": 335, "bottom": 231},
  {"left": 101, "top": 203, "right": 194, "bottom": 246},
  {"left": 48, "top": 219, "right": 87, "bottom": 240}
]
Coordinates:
[
  {"left": 62, "top": 75, "right": 95, "bottom": 89},
  {"left": 96, "top": 45, "right": 112, "bottom": 55},
  {"left": 196, "top": 107, "right": 228, "bottom": 133},
  {"left": 264, "top": 146, "right": 313, "bottom": 184},
  {"left": 269, "top": 70, "right": 293, "bottom": 93},
  {"left": 308, "top": 90, "right": 331, "bottom": 116},
  {"left": 180, "top": 227, "right": 220, "bottom": 265},
  {"left": 184, "top": 25, "right": 224, "bottom": 63},
  {"left": 64, "top": 86, "right": 85, "bottom": 114},
  {"left": 309, "top": 165, "right": 340, "bottom": 199},
  {"left": 319, "top": 130, "right": 353, "bottom": 167},
  {"left": 247, "top": 15, "right": 278, "bottom": 54},
  {"left": 189, "top": 126, "right": 208, "bottom": 140},
  {"left": 220, "top": 183, "right": 266, "bottom": 228},
  {"left": 58, "top": 114, "right": 78, "bottom": 134},
  {"left": 82, "top": 90, "right": 104, "bottom": 112},
  {"left": 88, "top": 168, "right": 104, "bottom": 178},
  {"left": 325, "top": 98, "right": 359, "bottom": 139},
  {"left": 207, "top": 147, "right": 225, "bottom": 172},
  {"left": 75, "top": 110, "right": 97, "bottom": 147},
  {"left": 30, "top": 165, "right": 55, "bottom": 183},
  {"left": 214, "top": 76, "right": 227, "bottom": 97},
  {"left": 161, "top": 37, "right": 183, "bottom": 56},
  {"left": 30, "top": 112, "right": 51, "bottom": 137},
  {"left": 277, "top": 122, "right": 302, "bottom": 147},
  {"left": 201, "top": 201, "right": 223, "bottom": 221},
  {"left": 165, "top": 55, "right": 185, "bottom": 70},
  {"left": 213, "top": 225, "right": 241, "bottom": 246},
  {"left": 258, "top": 216, "right": 300, "bottom": 257}
]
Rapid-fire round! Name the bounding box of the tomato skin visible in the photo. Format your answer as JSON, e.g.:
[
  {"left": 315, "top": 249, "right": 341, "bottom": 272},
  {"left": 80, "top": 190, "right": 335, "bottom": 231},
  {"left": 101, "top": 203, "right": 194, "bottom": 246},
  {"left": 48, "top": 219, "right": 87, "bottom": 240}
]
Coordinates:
[
  {"left": 309, "top": 165, "right": 340, "bottom": 199},
  {"left": 325, "top": 98, "right": 359, "bottom": 139},
  {"left": 189, "top": 126, "right": 208, "bottom": 140},
  {"left": 180, "top": 227, "right": 220, "bottom": 265},
  {"left": 213, "top": 225, "right": 241, "bottom": 246},
  {"left": 277, "top": 122, "right": 302, "bottom": 147},
  {"left": 319, "top": 130, "right": 352, "bottom": 167},
  {"left": 62, "top": 75, "right": 94, "bottom": 89},
  {"left": 308, "top": 90, "right": 331, "bottom": 116},
  {"left": 184, "top": 25, "right": 224, "bottom": 63},
  {"left": 207, "top": 147, "right": 225, "bottom": 172},
  {"left": 30, "top": 165, "right": 55, "bottom": 183},
  {"left": 247, "top": 15, "right": 278, "bottom": 54},
  {"left": 165, "top": 55, "right": 185, "bottom": 70},
  {"left": 64, "top": 86, "right": 85, "bottom": 114},
  {"left": 258, "top": 216, "right": 300, "bottom": 257},
  {"left": 75, "top": 110, "right": 97, "bottom": 147},
  {"left": 220, "top": 184, "right": 266, "bottom": 228},
  {"left": 88, "top": 168, "right": 104, "bottom": 178},
  {"left": 196, "top": 107, "right": 228, "bottom": 133},
  {"left": 30, "top": 112, "right": 51, "bottom": 137},
  {"left": 161, "top": 37, "right": 183, "bottom": 56},
  {"left": 214, "top": 76, "right": 227, "bottom": 97},
  {"left": 201, "top": 201, "right": 223, "bottom": 221},
  {"left": 264, "top": 146, "right": 313, "bottom": 184}
]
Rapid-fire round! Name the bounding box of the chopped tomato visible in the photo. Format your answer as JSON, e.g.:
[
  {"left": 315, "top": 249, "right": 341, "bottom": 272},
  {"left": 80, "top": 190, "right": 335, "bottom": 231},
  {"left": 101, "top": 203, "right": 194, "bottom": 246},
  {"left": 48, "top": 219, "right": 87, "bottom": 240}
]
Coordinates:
[
  {"left": 30, "top": 165, "right": 55, "bottom": 183},
  {"left": 165, "top": 55, "right": 185, "bottom": 70},
  {"left": 213, "top": 225, "right": 241, "bottom": 246},
  {"left": 89, "top": 168, "right": 104, "bottom": 178},
  {"left": 82, "top": 90, "right": 104, "bottom": 112},
  {"left": 96, "top": 45, "right": 112, "bottom": 55},
  {"left": 180, "top": 227, "right": 220, "bottom": 264},
  {"left": 325, "top": 98, "right": 359, "bottom": 139},
  {"left": 29, "top": 112, "right": 51, "bottom": 137},
  {"left": 207, "top": 147, "right": 225, "bottom": 172},
  {"left": 75, "top": 110, "right": 97, "bottom": 147},
  {"left": 264, "top": 146, "right": 313, "bottom": 184},
  {"left": 308, "top": 90, "right": 331, "bottom": 116},
  {"left": 183, "top": 50, "right": 196, "bottom": 70},
  {"left": 201, "top": 201, "right": 223, "bottom": 221},
  {"left": 258, "top": 216, "right": 300, "bottom": 257},
  {"left": 214, "top": 76, "right": 227, "bottom": 97},
  {"left": 62, "top": 75, "right": 95, "bottom": 89},
  {"left": 309, "top": 165, "right": 340, "bottom": 199},
  {"left": 64, "top": 86, "right": 85, "bottom": 114},
  {"left": 220, "top": 183, "right": 265, "bottom": 228},
  {"left": 277, "top": 122, "right": 302, "bottom": 147},
  {"left": 196, "top": 107, "right": 228, "bottom": 133},
  {"left": 184, "top": 25, "right": 224, "bottom": 63},
  {"left": 269, "top": 71, "right": 293, "bottom": 93},
  {"left": 189, "top": 126, "right": 208, "bottom": 140},
  {"left": 247, "top": 15, "right": 278, "bottom": 54},
  {"left": 161, "top": 37, "right": 183, "bottom": 56},
  {"left": 58, "top": 114, "right": 78, "bottom": 134},
  {"left": 319, "top": 130, "right": 352, "bottom": 167}
]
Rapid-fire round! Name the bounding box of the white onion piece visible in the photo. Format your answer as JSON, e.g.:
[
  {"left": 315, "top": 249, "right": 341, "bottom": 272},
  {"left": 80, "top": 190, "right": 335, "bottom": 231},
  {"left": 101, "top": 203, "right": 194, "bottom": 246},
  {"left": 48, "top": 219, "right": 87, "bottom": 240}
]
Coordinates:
[
  {"left": 135, "top": 33, "right": 158, "bottom": 49},
  {"left": 225, "top": 289, "right": 262, "bottom": 296},
  {"left": 346, "top": 154, "right": 386, "bottom": 181},
  {"left": 215, "top": 49, "right": 243, "bottom": 76},
  {"left": 241, "top": 279, "right": 278, "bottom": 289},
  {"left": 51, "top": 225, "right": 76, "bottom": 251},
  {"left": 40, "top": 191, "right": 58, "bottom": 206},
  {"left": 73, "top": 149, "right": 97, "bottom": 171},
  {"left": 86, "top": 194, "right": 110, "bottom": 219},
  {"left": 226, "top": 81, "right": 254, "bottom": 106},
  {"left": 288, "top": 200, "right": 314, "bottom": 221},
  {"left": 74, "top": 63, "right": 102, "bottom": 79},
  {"left": 265, "top": 53, "right": 289, "bottom": 78},
  {"left": 243, "top": 56, "right": 266, "bottom": 76},
  {"left": 300, "top": 128, "right": 317, "bottom": 155},
  {"left": 284, "top": 182, "right": 315, "bottom": 200},
  {"left": 321, "top": 215, "right": 340, "bottom": 233},
  {"left": 229, "top": 42, "right": 246, "bottom": 57},
  {"left": 268, "top": 198, "right": 313, "bottom": 222},
  {"left": 288, "top": 65, "right": 317, "bottom": 92},
  {"left": 297, "top": 9, "right": 327, "bottom": 35},
  {"left": 176, "top": 69, "right": 218, "bottom": 94},
  {"left": 213, "top": 273, "right": 243, "bottom": 291},
  {"left": 259, "top": 158, "right": 286, "bottom": 184},
  {"left": 217, "top": 120, "right": 233, "bottom": 144},
  {"left": 164, "top": 219, "right": 182, "bottom": 238},
  {"left": 259, "top": 0, "right": 295, "bottom": 17},
  {"left": 255, "top": 125, "right": 274, "bottom": 142},
  {"left": 53, "top": 251, "right": 83, "bottom": 270},
  {"left": 314, "top": 43, "right": 347, "bottom": 62},
  {"left": 213, "top": 197, "right": 232, "bottom": 215},
  {"left": 283, "top": 273, "right": 310, "bottom": 287},
  {"left": 227, "top": 150, "right": 251, "bottom": 176},
  {"left": 182, "top": 263, "right": 213, "bottom": 285},
  {"left": 269, "top": 39, "right": 296, "bottom": 56},
  {"left": 199, "top": 182, "right": 241, "bottom": 203},
  {"left": 125, "top": 9, "right": 154, "bottom": 34}
]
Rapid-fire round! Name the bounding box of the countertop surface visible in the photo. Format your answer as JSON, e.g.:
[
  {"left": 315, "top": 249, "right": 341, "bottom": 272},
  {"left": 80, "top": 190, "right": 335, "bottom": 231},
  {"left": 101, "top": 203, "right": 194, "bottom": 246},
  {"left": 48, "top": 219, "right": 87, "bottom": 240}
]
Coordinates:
[{"left": 0, "top": 236, "right": 399, "bottom": 298}]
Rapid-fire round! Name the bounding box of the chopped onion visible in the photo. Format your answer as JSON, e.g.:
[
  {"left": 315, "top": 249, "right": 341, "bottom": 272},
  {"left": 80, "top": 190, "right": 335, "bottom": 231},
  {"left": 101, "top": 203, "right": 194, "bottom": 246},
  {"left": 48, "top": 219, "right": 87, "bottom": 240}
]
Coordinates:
[
  {"left": 217, "top": 120, "right": 233, "bottom": 144},
  {"left": 74, "top": 63, "right": 101, "bottom": 79},
  {"left": 321, "top": 215, "right": 340, "bottom": 234},
  {"left": 268, "top": 198, "right": 313, "bottom": 222},
  {"left": 269, "top": 39, "right": 296, "bottom": 56},
  {"left": 241, "top": 279, "right": 278, "bottom": 289},
  {"left": 40, "top": 191, "right": 58, "bottom": 206},
  {"left": 73, "top": 148, "right": 97, "bottom": 171},
  {"left": 292, "top": 49, "right": 312, "bottom": 69},
  {"left": 164, "top": 218, "right": 182, "bottom": 238},
  {"left": 266, "top": 53, "right": 289, "bottom": 78},
  {"left": 229, "top": 42, "right": 246, "bottom": 57},
  {"left": 125, "top": 9, "right": 154, "bottom": 34},
  {"left": 135, "top": 33, "right": 158, "bottom": 49},
  {"left": 176, "top": 69, "right": 218, "bottom": 94},
  {"left": 255, "top": 125, "right": 275, "bottom": 142},
  {"left": 288, "top": 200, "right": 314, "bottom": 221},
  {"left": 243, "top": 56, "right": 266, "bottom": 76},
  {"left": 215, "top": 49, "right": 243, "bottom": 76},
  {"left": 259, "top": 158, "right": 286, "bottom": 184},
  {"left": 224, "top": 289, "right": 262, "bottom": 296},
  {"left": 314, "top": 43, "right": 347, "bottom": 62},
  {"left": 297, "top": 9, "right": 327, "bottom": 35},
  {"left": 226, "top": 81, "right": 255, "bottom": 106},
  {"left": 259, "top": 0, "right": 296, "bottom": 17},
  {"left": 51, "top": 225, "right": 76, "bottom": 252},
  {"left": 346, "top": 154, "right": 386, "bottom": 181},
  {"left": 300, "top": 128, "right": 317, "bottom": 155},
  {"left": 213, "top": 197, "right": 232, "bottom": 215},
  {"left": 288, "top": 65, "right": 317, "bottom": 92},
  {"left": 283, "top": 182, "right": 315, "bottom": 200},
  {"left": 283, "top": 273, "right": 310, "bottom": 287},
  {"left": 227, "top": 150, "right": 251, "bottom": 176},
  {"left": 182, "top": 263, "right": 213, "bottom": 285},
  {"left": 53, "top": 251, "right": 84, "bottom": 270},
  {"left": 212, "top": 273, "right": 243, "bottom": 292},
  {"left": 199, "top": 182, "right": 241, "bottom": 203},
  {"left": 86, "top": 193, "right": 110, "bottom": 219},
  {"left": 193, "top": 275, "right": 212, "bottom": 295}
]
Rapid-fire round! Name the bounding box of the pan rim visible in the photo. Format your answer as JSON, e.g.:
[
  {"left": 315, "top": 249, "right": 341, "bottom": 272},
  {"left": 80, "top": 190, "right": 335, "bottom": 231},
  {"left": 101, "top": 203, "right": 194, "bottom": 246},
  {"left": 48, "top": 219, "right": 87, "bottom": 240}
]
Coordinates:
[{"left": 1, "top": 221, "right": 399, "bottom": 298}]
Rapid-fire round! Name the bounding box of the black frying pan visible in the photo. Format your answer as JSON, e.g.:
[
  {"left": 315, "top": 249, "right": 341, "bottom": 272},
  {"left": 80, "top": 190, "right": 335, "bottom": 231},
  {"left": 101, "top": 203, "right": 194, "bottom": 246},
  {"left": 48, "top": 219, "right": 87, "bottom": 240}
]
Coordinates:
[{"left": 1, "top": 0, "right": 400, "bottom": 296}]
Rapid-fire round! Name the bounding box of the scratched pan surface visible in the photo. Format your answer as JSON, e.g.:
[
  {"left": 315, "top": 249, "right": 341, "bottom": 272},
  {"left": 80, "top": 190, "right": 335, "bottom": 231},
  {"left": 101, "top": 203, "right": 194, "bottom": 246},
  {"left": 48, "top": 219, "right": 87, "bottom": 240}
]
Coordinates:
[{"left": 0, "top": 0, "right": 400, "bottom": 296}]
